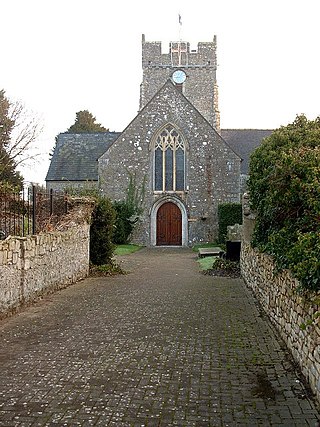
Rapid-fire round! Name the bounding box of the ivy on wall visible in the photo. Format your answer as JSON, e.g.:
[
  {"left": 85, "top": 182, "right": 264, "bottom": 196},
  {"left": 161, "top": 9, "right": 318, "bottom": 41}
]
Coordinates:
[{"left": 113, "top": 172, "right": 146, "bottom": 244}]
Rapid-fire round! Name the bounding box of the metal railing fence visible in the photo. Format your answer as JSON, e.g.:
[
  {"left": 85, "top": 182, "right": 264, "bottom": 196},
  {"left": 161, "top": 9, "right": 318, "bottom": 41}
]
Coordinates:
[{"left": 0, "top": 186, "right": 69, "bottom": 239}]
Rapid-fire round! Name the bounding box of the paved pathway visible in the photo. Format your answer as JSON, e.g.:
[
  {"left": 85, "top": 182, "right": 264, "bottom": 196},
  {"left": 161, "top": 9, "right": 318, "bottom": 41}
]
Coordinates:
[{"left": 0, "top": 248, "right": 319, "bottom": 426}]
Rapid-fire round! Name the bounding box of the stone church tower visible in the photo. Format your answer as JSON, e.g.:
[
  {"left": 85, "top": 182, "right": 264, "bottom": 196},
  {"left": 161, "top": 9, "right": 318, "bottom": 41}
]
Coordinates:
[
  {"left": 98, "top": 35, "right": 241, "bottom": 246},
  {"left": 140, "top": 34, "right": 220, "bottom": 131}
]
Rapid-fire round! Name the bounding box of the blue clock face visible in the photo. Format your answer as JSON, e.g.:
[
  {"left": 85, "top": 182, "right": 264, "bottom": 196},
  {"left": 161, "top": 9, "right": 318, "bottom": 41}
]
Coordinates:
[{"left": 172, "top": 70, "right": 186, "bottom": 84}]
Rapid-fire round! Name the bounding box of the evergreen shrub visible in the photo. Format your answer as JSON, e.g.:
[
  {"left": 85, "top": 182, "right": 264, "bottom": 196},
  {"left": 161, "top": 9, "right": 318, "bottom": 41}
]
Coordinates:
[
  {"left": 90, "top": 197, "right": 115, "bottom": 265},
  {"left": 218, "top": 203, "right": 242, "bottom": 243},
  {"left": 248, "top": 114, "right": 320, "bottom": 291}
]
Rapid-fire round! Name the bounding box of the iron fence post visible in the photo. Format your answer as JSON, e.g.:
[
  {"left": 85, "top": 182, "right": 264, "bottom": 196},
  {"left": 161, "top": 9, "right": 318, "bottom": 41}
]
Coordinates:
[
  {"left": 64, "top": 190, "right": 68, "bottom": 214},
  {"left": 32, "top": 185, "right": 36, "bottom": 235},
  {"left": 27, "top": 187, "right": 31, "bottom": 235},
  {"left": 50, "top": 189, "right": 53, "bottom": 216},
  {"left": 22, "top": 186, "right": 25, "bottom": 237}
]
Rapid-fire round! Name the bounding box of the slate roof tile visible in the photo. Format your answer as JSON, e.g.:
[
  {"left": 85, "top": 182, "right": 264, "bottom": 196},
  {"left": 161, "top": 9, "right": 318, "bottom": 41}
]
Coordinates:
[
  {"left": 46, "top": 132, "right": 120, "bottom": 181},
  {"left": 221, "top": 129, "right": 273, "bottom": 174}
]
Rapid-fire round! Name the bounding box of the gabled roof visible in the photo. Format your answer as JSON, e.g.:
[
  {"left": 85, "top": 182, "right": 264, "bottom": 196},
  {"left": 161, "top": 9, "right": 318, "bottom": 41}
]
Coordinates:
[
  {"left": 99, "top": 79, "right": 241, "bottom": 163},
  {"left": 46, "top": 132, "right": 120, "bottom": 181},
  {"left": 221, "top": 129, "right": 273, "bottom": 174}
]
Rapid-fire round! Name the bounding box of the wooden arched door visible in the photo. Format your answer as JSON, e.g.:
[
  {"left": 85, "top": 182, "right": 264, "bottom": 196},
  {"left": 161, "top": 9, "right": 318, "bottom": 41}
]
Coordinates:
[{"left": 156, "top": 202, "right": 182, "bottom": 246}]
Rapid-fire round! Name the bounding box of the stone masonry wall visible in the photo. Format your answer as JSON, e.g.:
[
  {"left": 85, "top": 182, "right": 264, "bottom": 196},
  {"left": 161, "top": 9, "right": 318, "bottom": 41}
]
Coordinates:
[
  {"left": 241, "top": 195, "right": 320, "bottom": 403},
  {"left": 0, "top": 217, "right": 90, "bottom": 319}
]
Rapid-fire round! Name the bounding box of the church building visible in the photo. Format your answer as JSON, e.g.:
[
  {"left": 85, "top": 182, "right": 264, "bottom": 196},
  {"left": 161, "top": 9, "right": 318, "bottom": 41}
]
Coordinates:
[{"left": 46, "top": 35, "right": 272, "bottom": 246}]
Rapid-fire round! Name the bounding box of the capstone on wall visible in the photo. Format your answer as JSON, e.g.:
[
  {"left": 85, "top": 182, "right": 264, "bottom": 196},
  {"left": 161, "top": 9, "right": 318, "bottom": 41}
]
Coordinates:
[
  {"left": 0, "top": 221, "right": 90, "bottom": 319},
  {"left": 241, "top": 195, "right": 320, "bottom": 404},
  {"left": 46, "top": 180, "right": 98, "bottom": 193}
]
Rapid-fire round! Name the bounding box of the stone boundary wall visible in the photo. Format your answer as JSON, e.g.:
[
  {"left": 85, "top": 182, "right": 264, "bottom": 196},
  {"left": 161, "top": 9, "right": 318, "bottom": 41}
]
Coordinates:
[
  {"left": 241, "top": 194, "right": 320, "bottom": 403},
  {"left": 0, "top": 205, "right": 92, "bottom": 319}
]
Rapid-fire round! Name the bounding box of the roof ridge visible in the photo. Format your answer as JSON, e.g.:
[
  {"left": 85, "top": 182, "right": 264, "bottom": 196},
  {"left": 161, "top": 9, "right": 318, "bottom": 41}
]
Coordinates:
[{"left": 221, "top": 128, "right": 274, "bottom": 131}]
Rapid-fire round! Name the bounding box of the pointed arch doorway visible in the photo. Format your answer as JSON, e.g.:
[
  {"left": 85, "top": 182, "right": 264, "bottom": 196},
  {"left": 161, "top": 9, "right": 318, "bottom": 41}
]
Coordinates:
[
  {"left": 157, "top": 202, "right": 182, "bottom": 246},
  {"left": 150, "top": 197, "right": 188, "bottom": 247}
]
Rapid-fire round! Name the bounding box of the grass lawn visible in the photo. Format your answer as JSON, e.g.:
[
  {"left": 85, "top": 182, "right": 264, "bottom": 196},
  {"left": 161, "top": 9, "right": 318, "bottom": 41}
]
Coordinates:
[
  {"left": 114, "top": 244, "right": 142, "bottom": 256},
  {"left": 197, "top": 256, "right": 217, "bottom": 271}
]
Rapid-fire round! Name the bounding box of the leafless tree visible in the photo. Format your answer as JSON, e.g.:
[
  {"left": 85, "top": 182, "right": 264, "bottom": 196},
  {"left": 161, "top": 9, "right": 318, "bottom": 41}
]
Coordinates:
[{"left": 0, "top": 90, "right": 42, "bottom": 184}]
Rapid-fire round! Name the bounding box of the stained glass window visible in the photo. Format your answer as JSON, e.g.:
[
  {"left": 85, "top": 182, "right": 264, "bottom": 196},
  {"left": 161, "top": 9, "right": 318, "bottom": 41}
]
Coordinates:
[
  {"left": 176, "top": 148, "right": 184, "bottom": 190},
  {"left": 154, "top": 125, "right": 185, "bottom": 192},
  {"left": 155, "top": 148, "right": 163, "bottom": 191}
]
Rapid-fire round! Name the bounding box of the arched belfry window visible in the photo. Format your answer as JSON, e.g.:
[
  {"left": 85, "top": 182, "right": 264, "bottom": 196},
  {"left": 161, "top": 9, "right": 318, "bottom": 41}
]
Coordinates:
[{"left": 154, "top": 124, "right": 185, "bottom": 192}]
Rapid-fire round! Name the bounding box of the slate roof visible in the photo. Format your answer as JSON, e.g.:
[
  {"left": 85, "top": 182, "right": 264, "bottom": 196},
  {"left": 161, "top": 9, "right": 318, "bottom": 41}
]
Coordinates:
[
  {"left": 46, "top": 132, "right": 120, "bottom": 181},
  {"left": 221, "top": 129, "right": 273, "bottom": 174}
]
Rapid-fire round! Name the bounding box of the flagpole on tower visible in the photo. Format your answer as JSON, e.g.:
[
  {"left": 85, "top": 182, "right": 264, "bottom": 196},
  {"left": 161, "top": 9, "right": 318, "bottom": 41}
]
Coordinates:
[
  {"left": 177, "top": 13, "right": 182, "bottom": 66},
  {"left": 171, "top": 12, "right": 187, "bottom": 67}
]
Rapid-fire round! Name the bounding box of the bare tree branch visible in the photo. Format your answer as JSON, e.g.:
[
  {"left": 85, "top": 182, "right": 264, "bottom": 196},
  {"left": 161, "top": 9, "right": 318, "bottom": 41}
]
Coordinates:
[{"left": 0, "top": 92, "right": 42, "bottom": 181}]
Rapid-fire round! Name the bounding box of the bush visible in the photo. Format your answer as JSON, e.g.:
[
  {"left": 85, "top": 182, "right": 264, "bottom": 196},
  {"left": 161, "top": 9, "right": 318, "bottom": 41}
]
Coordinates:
[
  {"left": 248, "top": 114, "right": 320, "bottom": 291},
  {"left": 218, "top": 203, "right": 242, "bottom": 243},
  {"left": 90, "top": 197, "right": 116, "bottom": 265}
]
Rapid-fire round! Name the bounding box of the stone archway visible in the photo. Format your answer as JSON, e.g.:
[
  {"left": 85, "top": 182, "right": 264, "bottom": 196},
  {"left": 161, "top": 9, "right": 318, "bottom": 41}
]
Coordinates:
[{"left": 150, "top": 197, "right": 188, "bottom": 246}]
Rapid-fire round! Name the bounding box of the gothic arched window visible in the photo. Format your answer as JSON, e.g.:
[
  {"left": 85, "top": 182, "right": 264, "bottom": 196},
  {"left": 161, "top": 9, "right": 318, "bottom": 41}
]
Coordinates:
[{"left": 154, "top": 125, "right": 185, "bottom": 192}]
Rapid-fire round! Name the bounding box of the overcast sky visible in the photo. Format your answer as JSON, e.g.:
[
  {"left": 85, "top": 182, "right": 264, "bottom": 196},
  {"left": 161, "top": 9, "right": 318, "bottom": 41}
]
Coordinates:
[{"left": 1, "top": 0, "right": 319, "bottom": 184}]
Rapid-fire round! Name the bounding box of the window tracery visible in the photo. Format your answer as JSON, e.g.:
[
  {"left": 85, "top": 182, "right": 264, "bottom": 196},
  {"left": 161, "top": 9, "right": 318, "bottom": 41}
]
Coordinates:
[{"left": 154, "top": 125, "right": 185, "bottom": 192}]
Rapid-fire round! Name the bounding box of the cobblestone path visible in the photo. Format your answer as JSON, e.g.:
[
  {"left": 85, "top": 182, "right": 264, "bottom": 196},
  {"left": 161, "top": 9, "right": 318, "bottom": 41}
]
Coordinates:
[{"left": 0, "top": 248, "right": 319, "bottom": 426}]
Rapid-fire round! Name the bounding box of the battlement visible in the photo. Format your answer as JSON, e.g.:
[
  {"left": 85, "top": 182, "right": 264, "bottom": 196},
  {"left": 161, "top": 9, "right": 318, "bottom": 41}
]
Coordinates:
[{"left": 142, "top": 34, "right": 217, "bottom": 68}]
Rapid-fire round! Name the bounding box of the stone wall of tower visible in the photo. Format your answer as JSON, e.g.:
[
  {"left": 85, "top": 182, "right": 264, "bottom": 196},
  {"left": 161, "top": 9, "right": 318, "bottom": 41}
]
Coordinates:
[{"left": 140, "top": 35, "right": 220, "bottom": 131}]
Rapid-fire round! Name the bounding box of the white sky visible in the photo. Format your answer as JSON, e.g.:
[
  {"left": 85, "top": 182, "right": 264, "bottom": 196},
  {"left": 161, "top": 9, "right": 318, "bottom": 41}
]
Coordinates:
[{"left": 1, "top": 0, "right": 319, "bottom": 184}]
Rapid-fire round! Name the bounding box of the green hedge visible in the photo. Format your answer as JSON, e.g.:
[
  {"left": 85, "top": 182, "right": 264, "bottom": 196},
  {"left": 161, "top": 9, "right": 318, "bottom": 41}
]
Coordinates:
[
  {"left": 248, "top": 114, "right": 320, "bottom": 291},
  {"left": 218, "top": 203, "right": 242, "bottom": 243}
]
